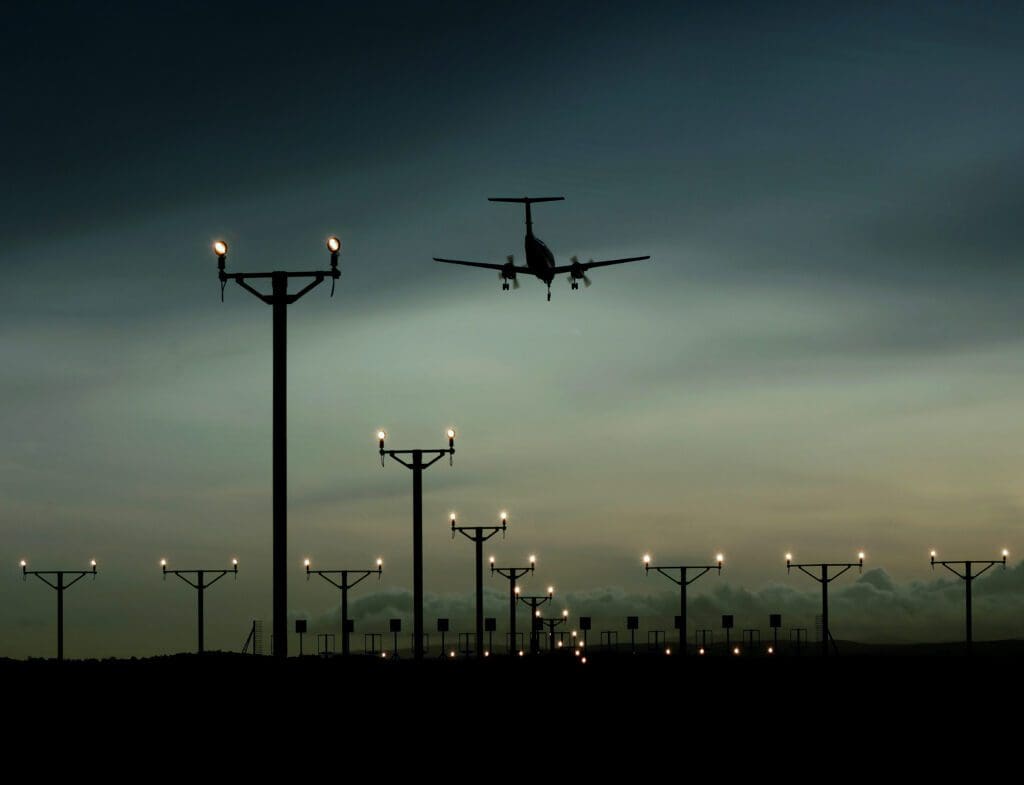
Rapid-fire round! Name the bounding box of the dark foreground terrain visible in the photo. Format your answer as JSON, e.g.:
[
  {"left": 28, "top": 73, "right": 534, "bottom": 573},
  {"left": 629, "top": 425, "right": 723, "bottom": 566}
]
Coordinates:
[{"left": 5, "top": 642, "right": 1019, "bottom": 762}]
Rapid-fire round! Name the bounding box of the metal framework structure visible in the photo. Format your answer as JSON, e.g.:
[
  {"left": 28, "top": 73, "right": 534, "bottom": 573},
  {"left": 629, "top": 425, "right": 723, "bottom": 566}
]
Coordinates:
[
  {"left": 161, "top": 558, "right": 238, "bottom": 653},
  {"left": 786, "top": 552, "right": 864, "bottom": 657},
  {"left": 491, "top": 555, "right": 536, "bottom": 654},
  {"left": 537, "top": 609, "right": 570, "bottom": 651},
  {"left": 450, "top": 512, "right": 506, "bottom": 658},
  {"left": 643, "top": 553, "right": 723, "bottom": 654},
  {"left": 931, "top": 549, "right": 1008, "bottom": 655},
  {"left": 378, "top": 428, "right": 455, "bottom": 660},
  {"left": 305, "top": 557, "right": 383, "bottom": 656},
  {"left": 517, "top": 587, "right": 554, "bottom": 655},
  {"left": 214, "top": 237, "right": 341, "bottom": 657},
  {"left": 21, "top": 559, "right": 97, "bottom": 661}
]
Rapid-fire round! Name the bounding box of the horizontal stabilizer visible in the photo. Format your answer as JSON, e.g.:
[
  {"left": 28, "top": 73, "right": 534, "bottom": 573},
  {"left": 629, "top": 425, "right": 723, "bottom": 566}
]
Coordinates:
[{"left": 488, "top": 196, "right": 564, "bottom": 204}]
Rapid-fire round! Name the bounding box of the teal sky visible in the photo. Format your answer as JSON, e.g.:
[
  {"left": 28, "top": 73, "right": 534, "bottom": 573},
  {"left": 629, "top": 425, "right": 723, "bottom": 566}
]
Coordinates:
[{"left": 3, "top": 2, "right": 1024, "bottom": 657}]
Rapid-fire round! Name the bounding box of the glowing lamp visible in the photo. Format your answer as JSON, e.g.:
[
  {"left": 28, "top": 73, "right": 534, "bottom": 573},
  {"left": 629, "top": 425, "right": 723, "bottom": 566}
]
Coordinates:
[
  {"left": 327, "top": 236, "right": 341, "bottom": 253},
  {"left": 213, "top": 240, "right": 228, "bottom": 257}
]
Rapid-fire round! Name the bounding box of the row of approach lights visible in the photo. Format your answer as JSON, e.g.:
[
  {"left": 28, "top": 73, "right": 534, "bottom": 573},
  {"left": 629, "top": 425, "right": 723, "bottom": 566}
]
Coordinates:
[
  {"left": 20, "top": 548, "right": 1011, "bottom": 577},
  {"left": 20, "top": 548, "right": 1011, "bottom": 576},
  {"left": 637, "top": 551, "right": 1009, "bottom": 566}
]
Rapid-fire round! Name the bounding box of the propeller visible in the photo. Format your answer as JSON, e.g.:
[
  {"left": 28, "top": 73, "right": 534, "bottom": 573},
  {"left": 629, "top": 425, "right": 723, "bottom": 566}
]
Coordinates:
[
  {"left": 568, "top": 255, "right": 592, "bottom": 288},
  {"left": 499, "top": 255, "right": 519, "bottom": 289}
]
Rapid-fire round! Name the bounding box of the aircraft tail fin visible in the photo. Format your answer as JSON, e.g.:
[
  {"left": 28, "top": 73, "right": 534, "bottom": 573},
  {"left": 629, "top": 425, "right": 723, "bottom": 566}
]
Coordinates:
[{"left": 488, "top": 196, "right": 564, "bottom": 233}]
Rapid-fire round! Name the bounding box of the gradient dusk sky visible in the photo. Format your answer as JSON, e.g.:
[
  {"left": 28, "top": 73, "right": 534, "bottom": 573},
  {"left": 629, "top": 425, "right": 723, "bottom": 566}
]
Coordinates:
[{"left": 3, "top": 2, "right": 1024, "bottom": 658}]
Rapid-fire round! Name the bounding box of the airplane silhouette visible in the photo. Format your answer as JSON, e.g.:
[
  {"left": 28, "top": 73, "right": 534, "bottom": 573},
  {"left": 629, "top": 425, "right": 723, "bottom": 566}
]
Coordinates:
[{"left": 433, "top": 197, "right": 651, "bottom": 301}]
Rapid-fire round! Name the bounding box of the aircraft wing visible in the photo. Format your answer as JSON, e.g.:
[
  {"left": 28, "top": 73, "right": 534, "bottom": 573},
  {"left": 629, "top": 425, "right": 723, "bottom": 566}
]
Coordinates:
[
  {"left": 550, "top": 255, "right": 651, "bottom": 274},
  {"left": 433, "top": 258, "right": 532, "bottom": 273}
]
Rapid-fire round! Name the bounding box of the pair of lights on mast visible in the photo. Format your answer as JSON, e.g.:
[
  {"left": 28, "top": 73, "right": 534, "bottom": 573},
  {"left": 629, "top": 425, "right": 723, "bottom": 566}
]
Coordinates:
[
  {"left": 784, "top": 552, "right": 865, "bottom": 566},
  {"left": 929, "top": 549, "right": 1009, "bottom": 564},
  {"left": 212, "top": 236, "right": 341, "bottom": 261},
  {"left": 20, "top": 559, "right": 97, "bottom": 571},
  {"left": 450, "top": 511, "right": 507, "bottom": 525},
  {"left": 158, "top": 558, "right": 237, "bottom": 568},
  {"left": 303, "top": 557, "right": 384, "bottom": 568},
  {"left": 376, "top": 428, "right": 456, "bottom": 450},
  {"left": 641, "top": 553, "right": 724, "bottom": 568}
]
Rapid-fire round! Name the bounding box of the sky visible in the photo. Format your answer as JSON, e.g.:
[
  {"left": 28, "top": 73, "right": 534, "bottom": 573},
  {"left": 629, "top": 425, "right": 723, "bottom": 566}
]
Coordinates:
[{"left": 3, "top": 2, "right": 1024, "bottom": 657}]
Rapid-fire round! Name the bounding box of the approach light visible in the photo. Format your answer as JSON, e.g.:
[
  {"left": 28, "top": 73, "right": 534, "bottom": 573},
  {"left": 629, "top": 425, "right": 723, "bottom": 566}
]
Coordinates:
[
  {"left": 643, "top": 554, "right": 651, "bottom": 566},
  {"left": 213, "top": 240, "right": 228, "bottom": 257},
  {"left": 547, "top": 586, "right": 554, "bottom": 595},
  {"left": 716, "top": 553, "right": 724, "bottom": 564},
  {"left": 858, "top": 552, "right": 865, "bottom": 561},
  {"left": 160, "top": 559, "right": 167, "bottom": 567},
  {"left": 767, "top": 646, "right": 774, "bottom": 655},
  {"left": 699, "top": 647, "right": 705, "bottom": 655},
  {"left": 930, "top": 550, "right": 937, "bottom": 558},
  {"left": 90, "top": 560, "right": 97, "bottom": 568},
  {"left": 489, "top": 556, "right": 495, "bottom": 564},
  {"left": 562, "top": 609, "right": 569, "bottom": 618},
  {"left": 514, "top": 585, "right": 521, "bottom": 595},
  {"left": 500, "top": 511, "right": 508, "bottom": 523},
  {"left": 376, "top": 558, "right": 384, "bottom": 568},
  {"left": 20, "top": 560, "right": 27, "bottom": 568},
  {"left": 529, "top": 555, "right": 536, "bottom": 564},
  {"left": 535, "top": 610, "right": 541, "bottom": 617},
  {"left": 733, "top": 647, "right": 740, "bottom": 655},
  {"left": 232, "top": 558, "right": 238, "bottom": 566},
  {"left": 785, "top": 553, "right": 793, "bottom": 563},
  {"left": 1002, "top": 549, "right": 1010, "bottom": 558},
  {"left": 304, "top": 558, "right": 311, "bottom": 567},
  {"left": 327, "top": 236, "right": 341, "bottom": 253},
  {"left": 665, "top": 648, "right": 671, "bottom": 655}
]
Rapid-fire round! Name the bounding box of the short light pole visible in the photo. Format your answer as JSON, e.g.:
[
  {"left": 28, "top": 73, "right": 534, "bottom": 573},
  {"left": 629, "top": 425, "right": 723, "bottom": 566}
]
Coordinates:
[
  {"left": 161, "top": 558, "right": 238, "bottom": 654},
  {"left": 538, "top": 609, "right": 570, "bottom": 651},
  {"left": 517, "top": 587, "right": 554, "bottom": 655},
  {"left": 931, "top": 549, "right": 1008, "bottom": 655},
  {"left": 214, "top": 236, "right": 341, "bottom": 658},
  {"left": 491, "top": 554, "right": 536, "bottom": 653},
  {"left": 305, "top": 556, "right": 383, "bottom": 656},
  {"left": 20, "top": 559, "right": 97, "bottom": 661},
  {"left": 786, "top": 552, "right": 864, "bottom": 657},
  {"left": 643, "top": 553, "right": 723, "bottom": 655},
  {"left": 450, "top": 511, "right": 507, "bottom": 658},
  {"left": 378, "top": 428, "right": 456, "bottom": 661}
]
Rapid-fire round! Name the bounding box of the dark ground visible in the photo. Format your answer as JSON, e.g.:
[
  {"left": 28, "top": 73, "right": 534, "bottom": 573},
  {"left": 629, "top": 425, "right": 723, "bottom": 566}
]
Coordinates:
[{"left": 5, "top": 641, "right": 1021, "bottom": 755}]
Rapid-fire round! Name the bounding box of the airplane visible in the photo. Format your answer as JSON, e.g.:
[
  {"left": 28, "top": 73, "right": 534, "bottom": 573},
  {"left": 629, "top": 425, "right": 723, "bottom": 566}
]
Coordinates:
[{"left": 433, "top": 196, "right": 651, "bottom": 301}]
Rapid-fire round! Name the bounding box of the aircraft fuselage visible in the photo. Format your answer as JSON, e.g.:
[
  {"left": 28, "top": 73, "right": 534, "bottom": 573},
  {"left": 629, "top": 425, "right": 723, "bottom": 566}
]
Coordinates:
[{"left": 525, "top": 232, "right": 556, "bottom": 283}]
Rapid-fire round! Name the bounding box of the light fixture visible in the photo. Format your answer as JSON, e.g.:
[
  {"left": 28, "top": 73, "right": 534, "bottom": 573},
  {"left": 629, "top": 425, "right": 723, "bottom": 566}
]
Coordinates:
[{"left": 327, "top": 236, "right": 341, "bottom": 253}]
